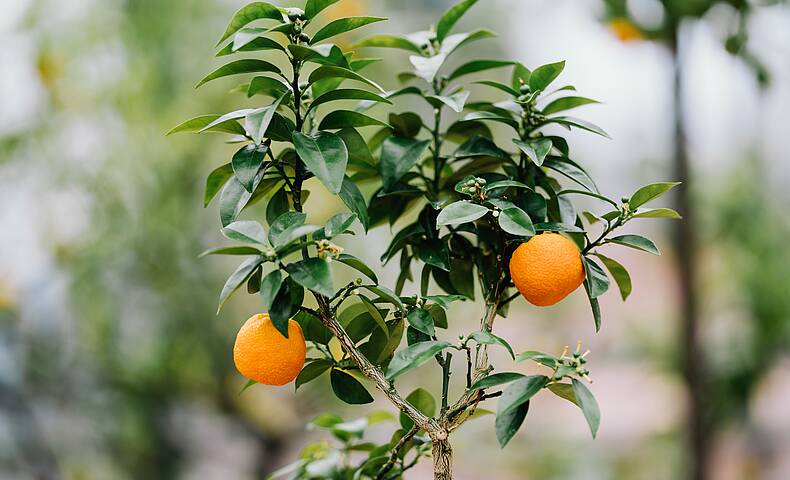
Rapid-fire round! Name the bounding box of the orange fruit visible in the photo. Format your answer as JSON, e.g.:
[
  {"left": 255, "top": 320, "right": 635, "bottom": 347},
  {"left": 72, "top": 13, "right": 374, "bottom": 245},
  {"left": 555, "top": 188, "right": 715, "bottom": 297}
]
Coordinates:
[
  {"left": 509, "top": 233, "right": 585, "bottom": 307},
  {"left": 233, "top": 313, "right": 306, "bottom": 386}
]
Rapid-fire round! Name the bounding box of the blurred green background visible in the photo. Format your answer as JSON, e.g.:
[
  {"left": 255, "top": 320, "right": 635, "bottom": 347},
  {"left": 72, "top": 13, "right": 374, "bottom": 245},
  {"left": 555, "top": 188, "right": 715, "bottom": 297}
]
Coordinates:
[{"left": 1, "top": 0, "right": 789, "bottom": 479}]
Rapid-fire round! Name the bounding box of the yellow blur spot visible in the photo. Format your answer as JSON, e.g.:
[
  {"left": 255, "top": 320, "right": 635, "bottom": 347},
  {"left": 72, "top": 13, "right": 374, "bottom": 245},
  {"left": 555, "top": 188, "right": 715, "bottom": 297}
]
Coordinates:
[{"left": 609, "top": 18, "right": 643, "bottom": 43}]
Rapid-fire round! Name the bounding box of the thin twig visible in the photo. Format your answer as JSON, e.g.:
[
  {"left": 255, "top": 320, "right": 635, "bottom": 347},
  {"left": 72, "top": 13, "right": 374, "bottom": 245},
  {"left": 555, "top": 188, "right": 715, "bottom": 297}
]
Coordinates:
[{"left": 375, "top": 425, "right": 419, "bottom": 480}]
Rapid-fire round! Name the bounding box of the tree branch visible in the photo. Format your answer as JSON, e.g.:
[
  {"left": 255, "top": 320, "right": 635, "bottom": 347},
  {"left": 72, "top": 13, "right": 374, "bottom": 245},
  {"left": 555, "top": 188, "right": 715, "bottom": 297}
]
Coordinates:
[{"left": 375, "top": 425, "right": 419, "bottom": 480}]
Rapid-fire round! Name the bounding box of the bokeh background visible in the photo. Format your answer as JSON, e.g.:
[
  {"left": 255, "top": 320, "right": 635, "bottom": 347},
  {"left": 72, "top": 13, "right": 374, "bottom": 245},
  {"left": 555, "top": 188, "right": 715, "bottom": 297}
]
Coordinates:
[{"left": 2, "top": 0, "right": 790, "bottom": 479}]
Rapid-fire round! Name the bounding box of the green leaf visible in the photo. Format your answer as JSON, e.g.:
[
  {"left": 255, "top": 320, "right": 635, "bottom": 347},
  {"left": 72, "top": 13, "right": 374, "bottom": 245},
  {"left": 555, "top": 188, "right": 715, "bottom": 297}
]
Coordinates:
[
  {"left": 247, "top": 76, "right": 289, "bottom": 98},
  {"left": 583, "top": 257, "right": 610, "bottom": 298},
  {"left": 198, "top": 246, "right": 263, "bottom": 257},
  {"left": 543, "top": 158, "right": 598, "bottom": 192},
  {"left": 474, "top": 80, "right": 519, "bottom": 96},
  {"left": 409, "top": 54, "right": 447, "bottom": 83},
  {"left": 260, "top": 269, "right": 283, "bottom": 310},
  {"left": 358, "top": 296, "right": 389, "bottom": 338},
  {"left": 436, "top": 0, "right": 478, "bottom": 43},
  {"left": 498, "top": 207, "right": 535, "bottom": 237},
  {"left": 308, "top": 89, "right": 391, "bottom": 113},
  {"left": 336, "top": 254, "right": 377, "bottom": 283},
  {"left": 245, "top": 92, "right": 289, "bottom": 144},
  {"left": 606, "top": 234, "right": 659, "bottom": 255},
  {"left": 631, "top": 207, "right": 682, "bottom": 219},
  {"left": 204, "top": 163, "right": 234, "bottom": 207},
  {"left": 513, "top": 138, "right": 552, "bottom": 167},
  {"left": 470, "top": 372, "right": 525, "bottom": 391},
  {"left": 528, "top": 60, "right": 565, "bottom": 91},
  {"left": 495, "top": 398, "right": 529, "bottom": 448},
  {"left": 426, "top": 91, "right": 470, "bottom": 113},
  {"left": 406, "top": 308, "right": 435, "bottom": 336},
  {"left": 516, "top": 351, "right": 558, "bottom": 368},
  {"left": 325, "top": 212, "right": 356, "bottom": 238},
  {"left": 385, "top": 341, "right": 451, "bottom": 380},
  {"left": 219, "top": 176, "right": 256, "bottom": 226},
  {"left": 440, "top": 29, "right": 496, "bottom": 56},
  {"left": 269, "top": 278, "right": 304, "bottom": 337},
  {"left": 296, "top": 359, "right": 333, "bottom": 390},
  {"left": 217, "top": 36, "right": 285, "bottom": 56},
  {"left": 454, "top": 135, "right": 507, "bottom": 159},
  {"left": 167, "top": 114, "right": 246, "bottom": 136},
  {"left": 559, "top": 189, "right": 619, "bottom": 208},
  {"left": 542, "top": 96, "right": 600, "bottom": 115},
  {"left": 354, "top": 35, "right": 421, "bottom": 53},
  {"left": 311, "top": 16, "right": 386, "bottom": 45},
  {"left": 547, "top": 116, "right": 610, "bottom": 139},
  {"left": 286, "top": 258, "right": 333, "bottom": 297},
  {"left": 497, "top": 375, "right": 548, "bottom": 416},
  {"left": 484, "top": 180, "right": 532, "bottom": 193},
  {"left": 572, "top": 378, "right": 600, "bottom": 438},
  {"left": 309, "top": 66, "right": 385, "bottom": 92},
  {"left": 547, "top": 383, "right": 577, "bottom": 405},
  {"left": 584, "top": 280, "right": 602, "bottom": 332},
  {"left": 379, "top": 137, "right": 431, "bottom": 191},
  {"left": 269, "top": 211, "right": 306, "bottom": 243},
  {"left": 318, "top": 110, "right": 390, "bottom": 130},
  {"left": 217, "top": 256, "right": 264, "bottom": 313},
  {"left": 361, "top": 284, "right": 404, "bottom": 310},
  {"left": 400, "top": 388, "right": 436, "bottom": 430},
  {"left": 273, "top": 224, "right": 321, "bottom": 249},
  {"left": 469, "top": 331, "right": 515, "bottom": 359},
  {"left": 388, "top": 112, "right": 423, "bottom": 138},
  {"left": 339, "top": 177, "right": 370, "bottom": 231},
  {"left": 330, "top": 369, "right": 374, "bottom": 404},
  {"left": 221, "top": 220, "right": 267, "bottom": 244},
  {"left": 511, "top": 62, "right": 531, "bottom": 90},
  {"left": 629, "top": 182, "right": 681, "bottom": 209},
  {"left": 436, "top": 201, "right": 489, "bottom": 227},
  {"left": 216, "top": 2, "right": 284, "bottom": 45},
  {"left": 462, "top": 111, "right": 519, "bottom": 130},
  {"left": 337, "top": 128, "right": 374, "bottom": 167},
  {"left": 196, "top": 59, "right": 281, "bottom": 88},
  {"left": 447, "top": 60, "right": 514, "bottom": 81},
  {"left": 231, "top": 144, "right": 267, "bottom": 192},
  {"left": 292, "top": 131, "right": 348, "bottom": 194},
  {"left": 305, "top": 0, "right": 339, "bottom": 19},
  {"left": 594, "top": 253, "right": 632, "bottom": 300}
]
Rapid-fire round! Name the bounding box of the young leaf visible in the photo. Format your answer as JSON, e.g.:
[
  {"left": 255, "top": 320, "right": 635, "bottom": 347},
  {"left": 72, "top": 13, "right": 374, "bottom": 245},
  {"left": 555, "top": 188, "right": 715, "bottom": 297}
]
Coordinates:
[
  {"left": 199, "top": 246, "right": 263, "bottom": 257},
  {"left": 406, "top": 308, "right": 435, "bottom": 336},
  {"left": 409, "top": 54, "right": 447, "bottom": 83},
  {"left": 498, "top": 207, "right": 535, "bottom": 237},
  {"left": 542, "top": 96, "right": 599, "bottom": 115},
  {"left": 318, "top": 110, "right": 390, "bottom": 130},
  {"left": 354, "top": 35, "right": 422, "bottom": 54},
  {"left": 594, "top": 253, "right": 632, "bottom": 300},
  {"left": 295, "top": 359, "right": 333, "bottom": 390},
  {"left": 217, "top": 36, "right": 285, "bottom": 56},
  {"left": 436, "top": 201, "right": 489, "bottom": 227},
  {"left": 245, "top": 92, "right": 289, "bottom": 144},
  {"left": 543, "top": 158, "right": 598, "bottom": 193},
  {"left": 631, "top": 207, "right": 682, "bottom": 219},
  {"left": 426, "top": 91, "right": 470, "bottom": 113},
  {"left": 292, "top": 131, "right": 348, "bottom": 194},
  {"left": 336, "top": 254, "right": 377, "bottom": 283},
  {"left": 305, "top": 0, "right": 339, "bottom": 19},
  {"left": 216, "top": 2, "right": 284, "bottom": 45},
  {"left": 247, "top": 76, "right": 289, "bottom": 97},
  {"left": 513, "top": 138, "right": 552, "bottom": 167},
  {"left": 440, "top": 29, "right": 496, "bottom": 56},
  {"left": 583, "top": 280, "right": 602, "bottom": 332},
  {"left": 310, "top": 17, "right": 386, "bottom": 45},
  {"left": 219, "top": 176, "right": 255, "bottom": 226},
  {"left": 447, "top": 60, "right": 514, "bottom": 82},
  {"left": 330, "top": 369, "right": 374, "bottom": 404},
  {"left": 221, "top": 220, "right": 267, "bottom": 244},
  {"left": 606, "top": 234, "right": 660, "bottom": 255},
  {"left": 470, "top": 372, "right": 525, "bottom": 391},
  {"left": 572, "top": 378, "right": 600, "bottom": 438},
  {"left": 260, "top": 269, "right": 283, "bottom": 310},
  {"left": 497, "top": 375, "right": 548, "bottom": 416},
  {"left": 309, "top": 66, "right": 385, "bottom": 92},
  {"left": 468, "top": 331, "right": 515, "bottom": 359},
  {"left": 629, "top": 182, "right": 681, "bottom": 209},
  {"left": 231, "top": 144, "right": 267, "bottom": 192},
  {"left": 268, "top": 211, "right": 306, "bottom": 244},
  {"left": 436, "top": 0, "right": 478, "bottom": 43},
  {"left": 339, "top": 177, "right": 370, "bottom": 231},
  {"left": 286, "top": 258, "right": 333, "bottom": 297},
  {"left": 196, "top": 59, "right": 281, "bottom": 88},
  {"left": 308, "top": 89, "right": 391, "bottom": 113},
  {"left": 379, "top": 137, "right": 431, "bottom": 191},
  {"left": 528, "top": 60, "right": 565, "bottom": 92},
  {"left": 217, "top": 256, "right": 264, "bottom": 313},
  {"left": 204, "top": 163, "right": 234, "bottom": 207},
  {"left": 324, "top": 212, "right": 356, "bottom": 238},
  {"left": 385, "top": 341, "right": 452, "bottom": 380},
  {"left": 400, "top": 388, "right": 436, "bottom": 430},
  {"left": 546, "top": 116, "right": 610, "bottom": 139},
  {"left": 517, "top": 351, "right": 559, "bottom": 369},
  {"left": 167, "top": 114, "right": 246, "bottom": 136}
]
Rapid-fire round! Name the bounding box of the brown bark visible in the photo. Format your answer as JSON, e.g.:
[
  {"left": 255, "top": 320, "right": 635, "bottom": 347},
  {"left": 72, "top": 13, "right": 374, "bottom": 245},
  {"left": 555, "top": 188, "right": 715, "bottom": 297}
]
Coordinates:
[{"left": 431, "top": 437, "right": 453, "bottom": 480}]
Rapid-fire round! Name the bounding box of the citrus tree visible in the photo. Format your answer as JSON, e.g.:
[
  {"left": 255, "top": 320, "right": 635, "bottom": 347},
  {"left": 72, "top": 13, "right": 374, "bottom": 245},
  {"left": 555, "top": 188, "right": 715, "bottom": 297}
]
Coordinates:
[{"left": 170, "top": 0, "right": 679, "bottom": 478}]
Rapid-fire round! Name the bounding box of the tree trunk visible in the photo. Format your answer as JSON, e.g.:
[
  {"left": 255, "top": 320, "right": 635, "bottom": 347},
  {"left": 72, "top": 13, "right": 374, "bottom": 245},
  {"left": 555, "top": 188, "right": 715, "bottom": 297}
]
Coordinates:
[
  {"left": 670, "top": 28, "right": 708, "bottom": 480},
  {"left": 432, "top": 438, "right": 453, "bottom": 480}
]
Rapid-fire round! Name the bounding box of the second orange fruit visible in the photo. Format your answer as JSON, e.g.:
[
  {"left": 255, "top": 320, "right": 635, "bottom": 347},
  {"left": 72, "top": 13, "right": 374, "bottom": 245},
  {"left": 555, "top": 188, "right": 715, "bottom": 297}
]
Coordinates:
[{"left": 509, "top": 233, "right": 586, "bottom": 307}]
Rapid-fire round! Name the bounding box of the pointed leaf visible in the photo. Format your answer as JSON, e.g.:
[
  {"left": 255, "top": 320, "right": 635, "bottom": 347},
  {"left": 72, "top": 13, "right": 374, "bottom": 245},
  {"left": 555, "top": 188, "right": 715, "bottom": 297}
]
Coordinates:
[
  {"left": 221, "top": 220, "right": 267, "bottom": 244},
  {"left": 196, "top": 59, "right": 281, "bottom": 88},
  {"left": 286, "top": 258, "right": 334, "bottom": 297},
  {"left": 528, "top": 61, "right": 565, "bottom": 91},
  {"left": 498, "top": 207, "right": 535, "bottom": 237},
  {"left": 606, "top": 234, "right": 660, "bottom": 255},
  {"left": 400, "top": 388, "right": 436, "bottom": 430},
  {"left": 572, "top": 378, "right": 600, "bottom": 438},
  {"left": 629, "top": 182, "right": 681, "bottom": 209},
  {"left": 292, "top": 131, "right": 348, "bottom": 193},
  {"left": 406, "top": 308, "right": 435, "bottom": 336},
  {"left": 308, "top": 89, "right": 391, "bottom": 113},
  {"left": 447, "top": 59, "right": 514, "bottom": 81},
  {"left": 305, "top": 0, "right": 339, "bottom": 19},
  {"left": 309, "top": 66, "right": 385, "bottom": 92},
  {"left": 260, "top": 269, "right": 283, "bottom": 310},
  {"left": 330, "top": 369, "right": 374, "bottom": 404},
  {"left": 470, "top": 372, "right": 525, "bottom": 391},
  {"left": 409, "top": 54, "right": 447, "bottom": 83},
  {"left": 204, "top": 163, "right": 234, "bottom": 207},
  {"left": 339, "top": 176, "right": 369, "bottom": 230},
  {"left": 217, "top": 256, "right": 264, "bottom": 313},
  {"left": 318, "top": 110, "right": 390, "bottom": 130},
  {"left": 497, "top": 375, "right": 548, "bottom": 416},
  {"left": 354, "top": 35, "right": 421, "bottom": 53},
  {"left": 296, "top": 359, "right": 333, "bottom": 390},
  {"left": 379, "top": 137, "right": 431, "bottom": 191},
  {"left": 311, "top": 17, "right": 386, "bottom": 45},
  {"left": 231, "top": 144, "right": 267, "bottom": 192},
  {"left": 167, "top": 114, "right": 246, "bottom": 136},
  {"left": 385, "top": 340, "right": 452, "bottom": 380},
  {"left": 542, "top": 96, "right": 600, "bottom": 115},
  {"left": 513, "top": 138, "right": 552, "bottom": 167},
  {"left": 495, "top": 398, "right": 529, "bottom": 448},
  {"left": 594, "top": 253, "right": 632, "bottom": 300},
  {"left": 583, "top": 257, "right": 610, "bottom": 298},
  {"left": 216, "top": 2, "right": 283, "bottom": 45},
  {"left": 631, "top": 207, "right": 682, "bottom": 219},
  {"left": 436, "top": 0, "right": 478, "bottom": 43},
  {"left": 436, "top": 201, "right": 489, "bottom": 227},
  {"left": 469, "top": 331, "right": 515, "bottom": 359}
]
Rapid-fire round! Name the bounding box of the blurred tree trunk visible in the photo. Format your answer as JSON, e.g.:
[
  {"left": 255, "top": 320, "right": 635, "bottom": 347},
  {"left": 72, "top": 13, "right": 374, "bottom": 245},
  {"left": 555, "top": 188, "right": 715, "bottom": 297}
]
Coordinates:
[{"left": 669, "top": 27, "right": 709, "bottom": 480}]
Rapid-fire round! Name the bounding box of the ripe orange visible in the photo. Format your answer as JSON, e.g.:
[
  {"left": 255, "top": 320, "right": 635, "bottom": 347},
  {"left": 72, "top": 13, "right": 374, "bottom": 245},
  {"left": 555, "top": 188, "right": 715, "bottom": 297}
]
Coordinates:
[
  {"left": 509, "top": 233, "right": 585, "bottom": 307},
  {"left": 234, "top": 313, "right": 306, "bottom": 386}
]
